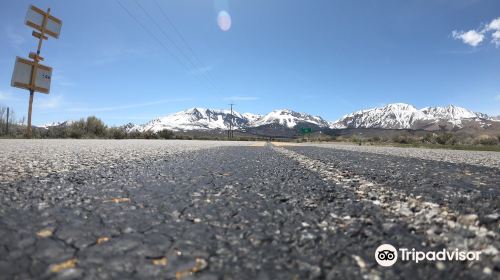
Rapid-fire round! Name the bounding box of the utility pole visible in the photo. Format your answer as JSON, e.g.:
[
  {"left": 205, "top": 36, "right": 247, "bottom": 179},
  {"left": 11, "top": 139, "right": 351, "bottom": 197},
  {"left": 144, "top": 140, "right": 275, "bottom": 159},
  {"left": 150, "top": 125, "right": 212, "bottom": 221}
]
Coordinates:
[
  {"left": 5, "top": 107, "right": 9, "bottom": 135},
  {"left": 228, "top": 103, "right": 235, "bottom": 139}
]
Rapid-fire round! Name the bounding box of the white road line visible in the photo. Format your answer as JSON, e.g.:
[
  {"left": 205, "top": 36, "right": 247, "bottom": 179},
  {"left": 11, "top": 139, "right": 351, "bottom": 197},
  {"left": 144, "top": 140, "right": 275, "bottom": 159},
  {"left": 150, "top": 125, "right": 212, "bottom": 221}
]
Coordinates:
[
  {"left": 272, "top": 145, "right": 498, "bottom": 275},
  {"left": 303, "top": 143, "right": 500, "bottom": 169}
]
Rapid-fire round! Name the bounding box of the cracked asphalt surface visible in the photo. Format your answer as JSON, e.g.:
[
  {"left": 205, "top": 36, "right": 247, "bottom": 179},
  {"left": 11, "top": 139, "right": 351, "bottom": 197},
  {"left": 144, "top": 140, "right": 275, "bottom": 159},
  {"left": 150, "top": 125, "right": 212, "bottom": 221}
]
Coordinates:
[{"left": 0, "top": 140, "right": 498, "bottom": 279}]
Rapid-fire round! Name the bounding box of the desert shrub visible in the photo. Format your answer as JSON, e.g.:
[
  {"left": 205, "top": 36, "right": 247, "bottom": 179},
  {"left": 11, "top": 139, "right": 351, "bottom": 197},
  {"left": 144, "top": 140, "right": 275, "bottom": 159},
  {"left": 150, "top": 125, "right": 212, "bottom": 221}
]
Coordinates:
[
  {"left": 475, "top": 135, "right": 499, "bottom": 146},
  {"left": 460, "top": 137, "right": 475, "bottom": 146},
  {"left": 68, "top": 119, "right": 86, "bottom": 138},
  {"left": 422, "top": 133, "right": 435, "bottom": 144},
  {"left": 107, "top": 127, "right": 127, "bottom": 139},
  {"left": 392, "top": 134, "right": 413, "bottom": 144},
  {"left": 435, "top": 133, "right": 454, "bottom": 145},
  {"left": 350, "top": 135, "right": 360, "bottom": 143},
  {"left": 140, "top": 130, "right": 159, "bottom": 139},
  {"left": 45, "top": 126, "right": 69, "bottom": 138},
  {"left": 86, "top": 116, "right": 106, "bottom": 137},
  {"left": 157, "top": 129, "right": 174, "bottom": 139}
]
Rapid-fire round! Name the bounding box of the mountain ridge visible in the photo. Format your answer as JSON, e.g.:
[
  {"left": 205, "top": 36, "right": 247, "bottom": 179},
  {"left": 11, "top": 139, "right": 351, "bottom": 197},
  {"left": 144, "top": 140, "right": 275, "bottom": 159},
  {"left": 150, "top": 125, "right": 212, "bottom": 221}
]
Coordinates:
[
  {"left": 40, "top": 103, "right": 498, "bottom": 132},
  {"left": 130, "top": 108, "right": 330, "bottom": 132},
  {"left": 133, "top": 103, "right": 496, "bottom": 132},
  {"left": 329, "top": 103, "right": 495, "bottom": 130}
]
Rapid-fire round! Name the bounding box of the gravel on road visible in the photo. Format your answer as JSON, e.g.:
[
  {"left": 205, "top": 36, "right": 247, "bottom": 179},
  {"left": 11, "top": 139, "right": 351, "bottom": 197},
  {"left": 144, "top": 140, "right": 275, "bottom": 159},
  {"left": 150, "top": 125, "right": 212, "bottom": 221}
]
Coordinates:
[
  {"left": 303, "top": 142, "right": 500, "bottom": 169},
  {"left": 0, "top": 140, "right": 498, "bottom": 279},
  {"left": 0, "top": 140, "right": 249, "bottom": 183}
]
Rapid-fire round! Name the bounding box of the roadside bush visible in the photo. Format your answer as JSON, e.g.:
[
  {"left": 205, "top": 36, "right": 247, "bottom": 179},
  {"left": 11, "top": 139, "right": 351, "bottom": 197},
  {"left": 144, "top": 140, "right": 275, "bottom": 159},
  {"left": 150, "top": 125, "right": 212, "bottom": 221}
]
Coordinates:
[
  {"left": 142, "top": 130, "right": 160, "bottom": 139},
  {"left": 45, "top": 126, "right": 69, "bottom": 138},
  {"left": 180, "top": 135, "right": 193, "bottom": 140},
  {"left": 435, "top": 133, "right": 454, "bottom": 145},
  {"left": 68, "top": 119, "right": 86, "bottom": 138},
  {"left": 350, "top": 135, "right": 360, "bottom": 143},
  {"left": 156, "top": 129, "right": 174, "bottom": 139},
  {"left": 392, "top": 134, "right": 414, "bottom": 144},
  {"left": 86, "top": 116, "right": 106, "bottom": 137},
  {"left": 422, "top": 133, "right": 435, "bottom": 144},
  {"left": 475, "top": 135, "right": 499, "bottom": 146},
  {"left": 107, "top": 127, "right": 127, "bottom": 139},
  {"left": 64, "top": 117, "right": 108, "bottom": 139}
]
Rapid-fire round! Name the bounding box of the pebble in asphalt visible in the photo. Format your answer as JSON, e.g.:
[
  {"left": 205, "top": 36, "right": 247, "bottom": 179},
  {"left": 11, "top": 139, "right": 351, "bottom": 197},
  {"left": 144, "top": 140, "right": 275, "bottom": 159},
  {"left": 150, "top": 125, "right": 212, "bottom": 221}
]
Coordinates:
[{"left": 0, "top": 140, "right": 498, "bottom": 279}]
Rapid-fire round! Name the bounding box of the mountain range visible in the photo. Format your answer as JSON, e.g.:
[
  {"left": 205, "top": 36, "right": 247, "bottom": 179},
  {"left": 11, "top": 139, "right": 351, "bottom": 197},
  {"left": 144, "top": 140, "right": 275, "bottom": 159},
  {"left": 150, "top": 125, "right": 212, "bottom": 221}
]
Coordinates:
[
  {"left": 125, "top": 103, "right": 498, "bottom": 133},
  {"left": 41, "top": 103, "right": 499, "bottom": 133},
  {"left": 329, "top": 103, "right": 497, "bottom": 131},
  {"left": 131, "top": 108, "right": 331, "bottom": 132}
]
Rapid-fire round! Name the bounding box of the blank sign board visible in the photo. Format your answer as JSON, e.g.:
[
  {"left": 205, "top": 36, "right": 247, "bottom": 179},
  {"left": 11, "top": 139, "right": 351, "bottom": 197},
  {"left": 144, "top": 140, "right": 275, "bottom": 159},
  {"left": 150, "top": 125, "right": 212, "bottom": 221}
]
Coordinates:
[
  {"left": 25, "top": 5, "right": 62, "bottom": 39},
  {"left": 11, "top": 57, "right": 52, "bottom": 94}
]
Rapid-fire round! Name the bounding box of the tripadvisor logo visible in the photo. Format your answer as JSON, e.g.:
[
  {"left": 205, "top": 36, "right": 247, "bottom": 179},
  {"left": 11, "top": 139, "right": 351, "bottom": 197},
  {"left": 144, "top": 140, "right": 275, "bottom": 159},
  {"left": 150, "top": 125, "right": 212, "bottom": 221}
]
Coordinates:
[
  {"left": 375, "top": 244, "right": 398, "bottom": 267},
  {"left": 375, "top": 244, "right": 482, "bottom": 267}
]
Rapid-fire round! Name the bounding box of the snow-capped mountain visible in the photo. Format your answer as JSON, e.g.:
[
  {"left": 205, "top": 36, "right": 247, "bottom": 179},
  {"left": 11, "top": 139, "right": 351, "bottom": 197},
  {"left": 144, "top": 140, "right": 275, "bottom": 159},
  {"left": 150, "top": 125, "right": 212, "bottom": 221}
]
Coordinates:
[
  {"left": 329, "top": 103, "right": 494, "bottom": 130},
  {"left": 133, "top": 108, "right": 329, "bottom": 132},
  {"left": 250, "top": 109, "right": 330, "bottom": 129},
  {"left": 137, "top": 108, "right": 250, "bottom": 132},
  {"left": 40, "top": 104, "right": 498, "bottom": 133},
  {"left": 242, "top": 113, "right": 262, "bottom": 123},
  {"left": 38, "top": 121, "right": 74, "bottom": 129}
]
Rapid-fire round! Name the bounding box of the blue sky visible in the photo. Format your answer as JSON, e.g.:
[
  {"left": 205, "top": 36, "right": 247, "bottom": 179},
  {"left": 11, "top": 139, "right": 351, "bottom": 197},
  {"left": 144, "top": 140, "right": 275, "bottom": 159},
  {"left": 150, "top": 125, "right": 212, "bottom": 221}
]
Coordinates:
[{"left": 1, "top": 0, "right": 499, "bottom": 126}]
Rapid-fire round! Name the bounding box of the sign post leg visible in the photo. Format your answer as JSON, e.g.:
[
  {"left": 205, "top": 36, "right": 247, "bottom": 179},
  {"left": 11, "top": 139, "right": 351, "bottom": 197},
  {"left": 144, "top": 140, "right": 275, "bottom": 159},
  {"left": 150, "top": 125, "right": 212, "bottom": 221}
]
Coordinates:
[{"left": 27, "top": 90, "right": 34, "bottom": 138}]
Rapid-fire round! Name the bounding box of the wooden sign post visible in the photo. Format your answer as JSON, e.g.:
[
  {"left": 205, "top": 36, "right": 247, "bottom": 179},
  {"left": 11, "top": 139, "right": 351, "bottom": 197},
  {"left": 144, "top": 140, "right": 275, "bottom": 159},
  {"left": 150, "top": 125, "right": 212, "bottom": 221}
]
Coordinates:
[{"left": 11, "top": 5, "right": 62, "bottom": 137}]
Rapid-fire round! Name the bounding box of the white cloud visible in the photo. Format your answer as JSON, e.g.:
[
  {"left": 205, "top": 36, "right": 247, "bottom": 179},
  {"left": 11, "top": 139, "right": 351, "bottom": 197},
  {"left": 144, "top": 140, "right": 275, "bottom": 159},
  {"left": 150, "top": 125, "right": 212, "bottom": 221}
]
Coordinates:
[
  {"left": 452, "top": 30, "right": 485, "bottom": 47},
  {"left": 0, "top": 90, "right": 18, "bottom": 102},
  {"left": 492, "top": 31, "right": 500, "bottom": 47},
  {"left": 37, "top": 94, "right": 63, "bottom": 109},
  {"left": 495, "top": 94, "right": 500, "bottom": 101},
  {"left": 453, "top": 17, "right": 500, "bottom": 48},
  {"left": 486, "top": 17, "right": 500, "bottom": 31},
  {"left": 484, "top": 17, "right": 500, "bottom": 47}
]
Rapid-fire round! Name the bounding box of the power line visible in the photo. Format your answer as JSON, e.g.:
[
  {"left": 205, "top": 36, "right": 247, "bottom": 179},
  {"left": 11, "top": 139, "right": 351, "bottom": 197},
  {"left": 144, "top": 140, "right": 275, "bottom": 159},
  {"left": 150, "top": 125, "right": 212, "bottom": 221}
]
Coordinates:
[
  {"left": 114, "top": 0, "right": 191, "bottom": 73},
  {"left": 152, "top": 0, "right": 219, "bottom": 87},
  {"left": 115, "top": 0, "right": 217, "bottom": 92},
  {"left": 228, "top": 103, "right": 235, "bottom": 139},
  {"left": 133, "top": 0, "right": 220, "bottom": 92}
]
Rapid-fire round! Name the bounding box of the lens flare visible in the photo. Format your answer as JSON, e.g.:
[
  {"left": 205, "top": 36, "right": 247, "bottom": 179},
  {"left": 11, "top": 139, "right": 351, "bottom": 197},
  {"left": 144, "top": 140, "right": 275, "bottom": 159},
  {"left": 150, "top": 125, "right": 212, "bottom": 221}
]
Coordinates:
[{"left": 217, "top": 10, "right": 231, "bottom": 31}]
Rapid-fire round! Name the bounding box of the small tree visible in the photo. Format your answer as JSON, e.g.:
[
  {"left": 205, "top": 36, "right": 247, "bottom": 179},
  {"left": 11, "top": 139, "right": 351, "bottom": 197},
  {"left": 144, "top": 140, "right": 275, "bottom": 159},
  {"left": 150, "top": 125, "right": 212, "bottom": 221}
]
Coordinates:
[
  {"left": 69, "top": 119, "right": 86, "bottom": 138},
  {"left": 86, "top": 116, "right": 106, "bottom": 137}
]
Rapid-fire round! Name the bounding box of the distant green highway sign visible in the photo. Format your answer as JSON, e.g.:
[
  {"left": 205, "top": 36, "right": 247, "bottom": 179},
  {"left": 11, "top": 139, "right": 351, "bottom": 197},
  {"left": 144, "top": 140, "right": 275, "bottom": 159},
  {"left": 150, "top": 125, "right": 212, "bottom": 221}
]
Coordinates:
[{"left": 300, "top": 128, "right": 312, "bottom": 134}]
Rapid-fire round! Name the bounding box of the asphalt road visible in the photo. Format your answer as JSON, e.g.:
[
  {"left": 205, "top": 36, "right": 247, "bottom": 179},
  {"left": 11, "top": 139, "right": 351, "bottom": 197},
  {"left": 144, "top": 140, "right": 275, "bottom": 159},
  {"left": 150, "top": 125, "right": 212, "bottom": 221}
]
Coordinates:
[{"left": 0, "top": 140, "right": 498, "bottom": 279}]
